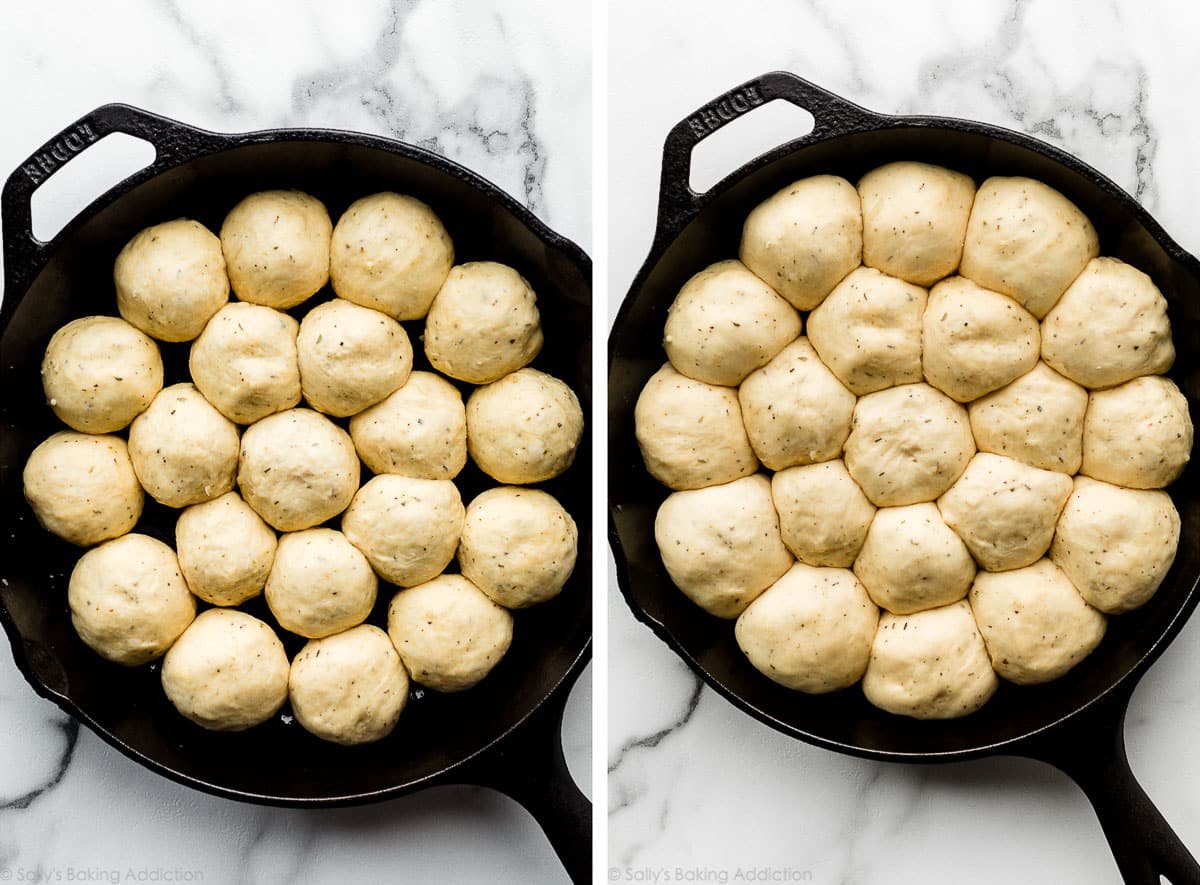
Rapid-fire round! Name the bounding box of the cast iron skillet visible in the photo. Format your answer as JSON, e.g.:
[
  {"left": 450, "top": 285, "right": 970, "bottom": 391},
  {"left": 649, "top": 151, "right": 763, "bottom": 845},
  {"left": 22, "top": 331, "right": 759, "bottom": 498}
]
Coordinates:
[
  {"left": 609, "top": 71, "right": 1200, "bottom": 885},
  {"left": 0, "top": 104, "right": 591, "bottom": 883}
]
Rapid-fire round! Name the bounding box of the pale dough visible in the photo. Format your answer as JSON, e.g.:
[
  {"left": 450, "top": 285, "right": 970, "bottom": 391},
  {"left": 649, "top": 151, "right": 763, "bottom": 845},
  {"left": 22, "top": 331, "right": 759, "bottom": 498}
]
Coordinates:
[
  {"left": 771, "top": 460, "right": 875, "bottom": 567},
  {"left": 175, "top": 492, "right": 277, "bottom": 607},
  {"left": 265, "top": 529, "right": 376, "bottom": 638},
  {"left": 221, "top": 190, "right": 331, "bottom": 309},
  {"left": 349, "top": 371, "right": 467, "bottom": 480},
  {"left": 1082, "top": 376, "right": 1192, "bottom": 489}
]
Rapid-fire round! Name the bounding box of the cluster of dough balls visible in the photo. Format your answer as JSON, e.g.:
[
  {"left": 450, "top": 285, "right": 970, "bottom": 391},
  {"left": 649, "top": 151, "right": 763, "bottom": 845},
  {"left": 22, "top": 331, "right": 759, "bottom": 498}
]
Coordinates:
[
  {"left": 24, "top": 189, "right": 583, "bottom": 745},
  {"left": 637, "top": 162, "right": 1191, "bottom": 720}
]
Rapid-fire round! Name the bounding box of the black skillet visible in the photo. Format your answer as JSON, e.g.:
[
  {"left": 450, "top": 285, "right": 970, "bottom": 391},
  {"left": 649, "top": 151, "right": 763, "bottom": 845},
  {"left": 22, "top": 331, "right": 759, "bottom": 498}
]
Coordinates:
[
  {"left": 0, "top": 104, "right": 591, "bottom": 883},
  {"left": 608, "top": 71, "right": 1200, "bottom": 885}
]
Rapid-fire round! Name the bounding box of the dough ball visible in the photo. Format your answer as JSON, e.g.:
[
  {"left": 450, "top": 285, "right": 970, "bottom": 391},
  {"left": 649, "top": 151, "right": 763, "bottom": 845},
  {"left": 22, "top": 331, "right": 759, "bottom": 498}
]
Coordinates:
[
  {"left": 1050, "top": 476, "right": 1180, "bottom": 613},
  {"left": 970, "top": 559, "right": 1106, "bottom": 685},
  {"left": 297, "top": 298, "right": 412, "bottom": 417},
  {"left": 807, "top": 266, "right": 927, "bottom": 395},
  {"left": 349, "top": 371, "right": 466, "bottom": 480},
  {"left": 238, "top": 408, "right": 359, "bottom": 532},
  {"left": 161, "top": 609, "right": 289, "bottom": 731},
  {"left": 330, "top": 192, "right": 454, "bottom": 320},
  {"left": 960, "top": 176, "right": 1098, "bottom": 318},
  {"left": 289, "top": 625, "right": 409, "bottom": 745},
  {"left": 739, "top": 175, "right": 862, "bottom": 310},
  {"left": 1082, "top": 376, "right": 1192, "bottom": 489},
  {"left": 738, "top": 337, "right": 855, "bottom": 471},
  {"left": 265, "top": 529, "right": 377, "bottom": 638},
  {"left": 853, "top": 502, "right": 976, "bottom": 615},
  {"left": 968, "top": 362, "right": 1087, "bottom": 473},
  {"left": 114, "top": 218, "right": 229, "bottom": 342},
  {"left": 654, "top": 474, "right": 793, "bottom": 619},
  {"left": 23, "top": 432, "right": 142, "bottom": 546},
  {"left": 844, "top": 383, "right": 975, "bottom": 506},
  {"left": 735, "top": 563, "right": 879, "bottom": 693},
  {"left": 663, "top": 259, "right": 800, "bottom": 386},
  {"left": 387, "top": 574, "right": 513, "bottom": 692},
  {"left": 42, "top": 316, "right": 163, "bottom": 433},
  {"left": 220, "top": 190, "right": 331, "bottom": 309},
  {"left": 128, "top": 383, "right": 239, "bottom": 508},
  {"left": 466, "top": 368, "right": 583, "bottom": 484},
  {"left": 175, "top": 492, "right": 276, "bottom": 606},
  {"left": 342, "top": 475, "right": 464, "bottom": 587},
  {"left": 863, "top": 600, "right": 998, "bottom": 719},
  {"left": 68, "top": 534, "right": 195, "bottom": 665},
  {"left": 635, "top": 363, "right": 757, "bottom": 490},
  {"left": 938, "top": 453, "right": 1073, "bottom": 571},
  {"left": 922, "top": 276, "right": 1040, "bottom": 402},
  {"left": 772, "top": 461, "right": 875, "bottom": 568},
  {"left": 189, "top": 302, "right": 301, "bottom": 424},
  {"left": 424, "top": 261, "right": 543, "bottom": 384},
  {"left": 1042, "top": 257, "right": 1175, "bottom": 388}
]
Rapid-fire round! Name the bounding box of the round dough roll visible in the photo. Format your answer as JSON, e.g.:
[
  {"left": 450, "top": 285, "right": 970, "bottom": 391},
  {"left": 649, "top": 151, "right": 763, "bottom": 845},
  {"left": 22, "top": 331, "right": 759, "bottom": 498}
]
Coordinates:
[
  {"left": 772, "top": 460, "right": 875, "bottom": 567},
  {"left": 349, "top": 371, "right": 467, "bottom": 480},
  {"left": 221, "top": 189, "right": 331, "bottom": 309},
  {"left": 175, "top": 492, "right": 277, "bottom": 606},
  {"left": 1082, "top": 375, "right": 1192, "bottom": 489},
  {"left": 265, "top": 529, "right": 377, "bottom": 639}
]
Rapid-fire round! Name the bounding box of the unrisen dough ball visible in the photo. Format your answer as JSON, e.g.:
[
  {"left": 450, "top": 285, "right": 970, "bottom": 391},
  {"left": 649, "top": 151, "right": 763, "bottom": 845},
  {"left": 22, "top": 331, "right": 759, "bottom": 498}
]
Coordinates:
[
  {"left": 735, "top": 563, "right": 879, "bottom": 693},
  {"left": 23, "top": 432, "right": 142, "bottom": 546},
  {"left": 387, "top": 574, "right": 513, "bottom": 692},
  {"left": 1050, "top": 476, "right": 1180, "bottom": 614},
  {"left": 128, "top": 383, "right": 239, "bottom": 508},
  {"left": 68, "top": 534, "right": 195, "bottom": 665},
  {"left": 330, "top": 192, "right": 454, "bottom": 320},
  {"left": 663, "top": 260, "right": 800, "bottom": 386},
  {"left": 859, "top": 161, "right": 976, "bottom": 286},
  {"left": 738, "top": 337, "right": 855, "bottom": 471},
  {"left": 1082, "top": 376, "right": 1192, "bottom": 488},
  {"left": 772, "top": 460, "right": 875, "bottom": 567},
  {"left": 289, "top": 625, "right": 409, "bottom": 745},
  {"left": 467, "top": 368, "right": 584, "bottom": 484},
  {"left": 960, "top": 176, "right": 1099, "bottom": 318},
  {"left": 349, "top": 372, "right": 466, "bottom": 480},
  {"left": 654, "top": 474, "right": 793, "bottom": 619},
  {"left": 221, "top": 190, "right": 331, "bottom": 309},
  {"left": 844, "top": 383, "right": 975, "bottom": 506},
  {"left": 161, "top": 609, "right": 289, "bottom": 731},
  {"left": 265, "top": 529, "right": 377, "bottom": 638},
  {"left": 1042, "top": 257, "right": 1174, "bottom": 388},
  {"left": 635, "top": 364, "right": 757, "bottom": 490},
  {"left": 970, "top": 559, "right": 1106, "bottom": 685},
  {"left": 807, "top": 267, "right": 927, "bottom": 395},
  {"left": 175, "top": 492, "right": 277, "bottom": 606},
  {"left": 424, "top": 262, "right": 543, "bottom": 384},
  {"left": 342, "top": 475, "right": 464, "bottom": 587},
  {"left": 189, "top": 302, "right": 301, "bottom": 424},
  {"left": 458, "top": 487, "right": 578, "bottom": 609},
  {"left": 114, "top": 218, "right": 229, "bottom": 342},
  {"left": 238, "top": 408, "right": 359, "bottom": 531},
  {"left": 42, "top": 316, "right": 163, "bottom": 433},
  {"left": 739, "top": 175, "right": 862, "bottom": 310}
]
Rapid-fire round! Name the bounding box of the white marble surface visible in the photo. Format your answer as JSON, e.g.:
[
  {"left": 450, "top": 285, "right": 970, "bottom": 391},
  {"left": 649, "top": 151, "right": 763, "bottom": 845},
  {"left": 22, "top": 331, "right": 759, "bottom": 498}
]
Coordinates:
[
  {"left": 0, "top": 2, "right": 590, "bottom": 883},
  {"left": 608, "top": 1, "right": 1200, "bottom": 883}
]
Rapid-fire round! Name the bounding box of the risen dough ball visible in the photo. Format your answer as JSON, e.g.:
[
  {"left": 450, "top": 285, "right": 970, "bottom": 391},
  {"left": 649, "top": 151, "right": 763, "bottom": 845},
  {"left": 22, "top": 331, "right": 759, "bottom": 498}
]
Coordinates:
[
  {"left": 772, "top": 461, "right": 875, "bottom": 567},
  {"left": 844, "top": 383, "right": 974, "bottom": 506},
  {"left": 23, "top": 432, "right": 142, "bottom": 546},
  {"left": 238, "top": 408, "right": 359, "bottom": 532},
  {"left": 1082, "top": 376, "right": 1192, "bottom": 488},
  {"left": 161, "top": 609, "right": 289, "bottom": 731},
  {"left": 330, "top": 192, "right": 454, "bottom": 320},
  {"left": 663, "top": 259, "right": 800, "bottom": 386},
  {"left": 288, "top": 625, "right": 409, "bottom": 745},
  {"left": 68, "top": 534, "right": 195, "bottom": 666},
  {"left": 807, "top": 267, "right": 927, "bottom": 395},
  {"left": 739, "top": 175, "right": 862, "bottom": 310},
  {"left": 735, "top": 563, "right": 879, "bottom": 693},
  {"left": 342, "top": 475, "right": 464, "bottom": 587},
  {"left": 349, "top": 372, "right": 466, "bottom": 479},
  {"left": 654, "top": 474, "right": 793, "bottom": 619},
  {"left": 635, "top": 364, "right": 757, "bottom": 490},
  {"left": 220, "top": 190, "right": 331, "bottom": 309},
  {"left": 960, "top": 176, "right": 1098, "bottom": 318},
  {"left": 424, "top": 262, "right": 543, "bottom": 384},
  {"left": 968, "top": 362, "right": 1087, "bottom": 473},
  {"left": 265, "top": 529, "right": 377, "bottom": 638},
  {"left": 458, "top": 487, "right": 578, "bottom": 609},
  {"left": 387, "top": 574, "right": 513, "bottom": 692},
  {"left": 175, "top": 492, "right": 276, "bottom": 606},
  {"left": 42, "top": 316, "right": 162, "bottom": 433},
  {"left": 1050, "top": 476, "right": 1180, "bottom": 613},
  {"left": 189, "top": 302, "right": 301, "bottom": 424},
  {"left": 738, "top": 337, "right": 855, "bottom": 470},
  {"left": 114, "top": 218, "right": 229, "bottom": 341}
]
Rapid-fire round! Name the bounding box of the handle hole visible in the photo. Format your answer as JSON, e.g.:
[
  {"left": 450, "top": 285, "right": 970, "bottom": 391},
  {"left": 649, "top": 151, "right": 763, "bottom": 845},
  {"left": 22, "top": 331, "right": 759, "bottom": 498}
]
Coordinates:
[{"left": 689, "top": 99, "right": 815, "bottom": 195}]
